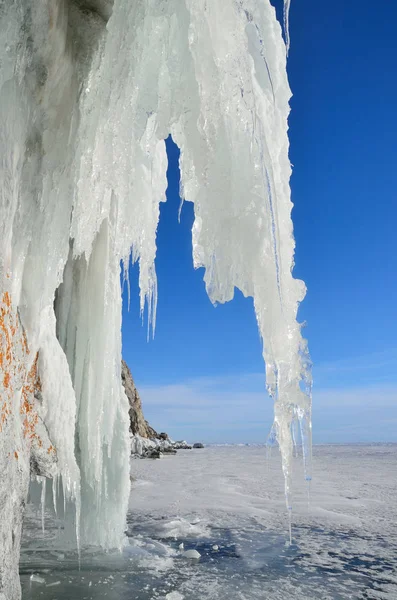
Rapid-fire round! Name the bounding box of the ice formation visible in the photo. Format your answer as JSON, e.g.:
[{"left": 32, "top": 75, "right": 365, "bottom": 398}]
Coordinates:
[{"left": 0, "top": 0, "right": 310, "bottom": 598}]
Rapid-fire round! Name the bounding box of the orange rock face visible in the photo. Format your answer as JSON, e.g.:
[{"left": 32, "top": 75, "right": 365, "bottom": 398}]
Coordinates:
[{"left": 0, "top": 290, "right": 53, "bottom": 456}]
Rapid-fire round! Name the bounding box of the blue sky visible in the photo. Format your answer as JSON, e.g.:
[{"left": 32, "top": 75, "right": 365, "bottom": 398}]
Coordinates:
[{"left": 122, "top": 0, "right": 397, "bottom": 444}]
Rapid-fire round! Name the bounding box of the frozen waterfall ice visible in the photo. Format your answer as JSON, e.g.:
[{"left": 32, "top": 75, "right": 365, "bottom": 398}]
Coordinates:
[{"left": 0, "top": 0, "right": 311, "bottom": 598}]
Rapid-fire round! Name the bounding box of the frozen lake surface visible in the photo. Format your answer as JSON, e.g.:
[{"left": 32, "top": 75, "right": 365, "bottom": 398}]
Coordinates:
[{"left": 20, "top": 445, "right": 397, "bottom": 599}]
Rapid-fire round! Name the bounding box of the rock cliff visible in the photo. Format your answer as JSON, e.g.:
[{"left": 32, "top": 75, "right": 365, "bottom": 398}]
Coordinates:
[
  {"left": 121, "top": 360, "right": 194, "bottom": 457},
  {"left": 121, "top": 360, "right": 158, "bottom": 438}
]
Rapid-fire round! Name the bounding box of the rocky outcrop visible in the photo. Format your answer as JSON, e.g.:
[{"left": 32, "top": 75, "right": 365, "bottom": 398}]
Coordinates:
[
  {"left": 0, "top": 297, "right": 58, "bottom": 600},
  {"left": 145, "top": 421, "right": 159, "bottom": 439},
  {"left": 122, "top": 360, "right": 193, "bottom": 458},
  {"left": 131, "top": 436, "right": 192, "bottom": 459},
  {"left": 121, "top": 360, "right": 159, "bottom": 439}
]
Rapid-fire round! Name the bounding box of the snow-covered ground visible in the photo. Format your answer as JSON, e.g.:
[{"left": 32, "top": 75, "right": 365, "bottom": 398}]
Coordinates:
[{"left": 20, "top": 445, "right": 397, "bottom": 599}]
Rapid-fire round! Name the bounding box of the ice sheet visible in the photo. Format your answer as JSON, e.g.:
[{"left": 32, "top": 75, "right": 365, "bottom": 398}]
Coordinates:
[{"left": 20, "top": 445, "right": 397, "bottom": 599}]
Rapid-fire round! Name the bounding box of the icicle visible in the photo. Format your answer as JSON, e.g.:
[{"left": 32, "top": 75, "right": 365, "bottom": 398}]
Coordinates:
[
  {"left": 121, "top": 257, "right": 131, "bottom": 313},
  {"left": 52, "top": 475, "right": 58, "bottom": 517},
  {"left": 291, "top": 419, "right": 298, "bottom": 459},
  {"left": 63, "top": 478, "right": 67, "bottom": 523},
  {"left": 284, "top": 0, "right": 291, "bottom": 55},
  {"left": 74, "top": 480, "right": 81, "bottom": 566},
  {"left": 299, "top": 411, "right": 313, "bottom": 483},
  {"left": 40, "top": 478, "right": 46, "bottom": 536}
]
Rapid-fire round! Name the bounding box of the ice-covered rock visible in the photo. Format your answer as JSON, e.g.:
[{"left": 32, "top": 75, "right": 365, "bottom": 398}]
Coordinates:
[
  {"left": 183, "top": 549, "right": 201, "bottom": 560},
  {"left": 130, "top": 432, "right": 193, "bottom": 458},
  {"left": 173, "top": 441, "right": 192, "bottom": 450},
  {"left": 130, "top": 435, "right": 156, "bottom": 456}
]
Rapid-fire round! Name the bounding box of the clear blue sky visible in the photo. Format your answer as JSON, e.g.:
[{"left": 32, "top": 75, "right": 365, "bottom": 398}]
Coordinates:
[{"left": 122, "top": 0, "right": 397, "bottom": 444}]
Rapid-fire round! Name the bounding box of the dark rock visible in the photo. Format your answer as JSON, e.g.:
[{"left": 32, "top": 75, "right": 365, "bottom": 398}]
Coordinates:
[
  {"left": 145, "top": 420, "right": 159, "bottom": 439},
  {"left": 144, "top": 449, "right": 162, "bottom": 459},
  {"left": 159, "top": 432, "right": 169, "bottom": 441},
  {"left": 193, "top": 443, "right": 204, "bottom": 449},
  {"left": 162, "top": 447, "right": 177, "bottom": 455},
  {"left": 122, "top": 360, "right": 159, "bottom": 438}
]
